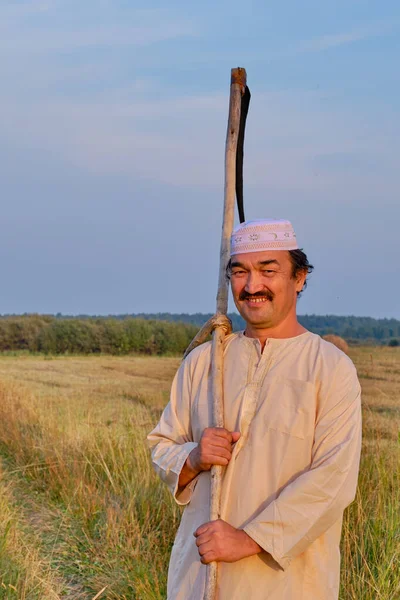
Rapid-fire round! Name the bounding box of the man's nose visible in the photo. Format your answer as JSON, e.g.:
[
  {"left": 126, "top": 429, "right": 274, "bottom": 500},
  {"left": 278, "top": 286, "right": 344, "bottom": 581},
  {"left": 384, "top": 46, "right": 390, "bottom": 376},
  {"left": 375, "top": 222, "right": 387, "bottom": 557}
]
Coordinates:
[{"left": 244, "top": 271, "right": 264, "bottom": 294}]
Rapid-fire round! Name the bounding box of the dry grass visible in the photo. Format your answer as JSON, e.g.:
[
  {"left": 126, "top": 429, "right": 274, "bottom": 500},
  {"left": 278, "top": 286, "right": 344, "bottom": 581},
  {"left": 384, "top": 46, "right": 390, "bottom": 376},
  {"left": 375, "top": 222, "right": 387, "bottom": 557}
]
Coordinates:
[
  {"left": 0, "top": 349, "right": 397, "bottom": 599},
  {"left": 340, "top": 347, "right": 400, "bottom": 600},
  {"left": 0, "top": 355, "right": 181, "bottom": 599},
  {"left": 0, "top": 471, "right": 63, "bottom": 599}
]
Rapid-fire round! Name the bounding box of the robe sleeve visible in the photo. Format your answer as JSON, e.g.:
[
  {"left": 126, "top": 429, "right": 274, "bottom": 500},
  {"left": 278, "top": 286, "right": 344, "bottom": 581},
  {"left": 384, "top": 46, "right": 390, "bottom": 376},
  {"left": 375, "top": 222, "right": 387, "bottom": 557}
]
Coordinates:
[
  {"left": 147, "top": 357, "right": 199, "bottom": 506},
  {"left": 243, "top": 356, "right": 362, "bottom": 570}
]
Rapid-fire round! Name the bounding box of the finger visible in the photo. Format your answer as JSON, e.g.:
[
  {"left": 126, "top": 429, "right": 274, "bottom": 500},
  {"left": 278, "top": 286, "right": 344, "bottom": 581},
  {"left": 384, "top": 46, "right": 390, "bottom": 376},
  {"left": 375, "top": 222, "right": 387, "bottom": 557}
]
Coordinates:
[
  {"left": 231, "top": 431, "right": 241, "bottom": 443},
  {"left": 195, "top": 530, "right": 212, "bottom": 546},
  {"left": 194, "top": 522, "right": 211, "bottom": 537},
  {"left": 202, "top": 441, "right": 233, "bottom": 459},
  {"left": 203, "top": 454, "right": 229, "bottom": 467},
  {"left": 206, "top": 445, "right": 232, "bottom": 459},
  {"left": 197, "top": 540, "right": 214, "bottom": 556},
  {"left": 195, "top": 534, "right": 211, "bottom": 547},
  {"left": 200, "top": 551, "right": 217, "bottom": 565},
  {"left": 206, "top": 437, "right": 233, "bottom": 451},
  {"left": 209, "top": 428, "right": 233, "bottom": 442}
]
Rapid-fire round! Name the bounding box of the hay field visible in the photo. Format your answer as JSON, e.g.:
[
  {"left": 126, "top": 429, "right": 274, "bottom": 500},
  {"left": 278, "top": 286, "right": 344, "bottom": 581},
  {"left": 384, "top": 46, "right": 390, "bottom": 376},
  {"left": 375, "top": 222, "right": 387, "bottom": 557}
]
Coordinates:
[{"left": 0, "top": 348, "right": 398, "bottom": 599}]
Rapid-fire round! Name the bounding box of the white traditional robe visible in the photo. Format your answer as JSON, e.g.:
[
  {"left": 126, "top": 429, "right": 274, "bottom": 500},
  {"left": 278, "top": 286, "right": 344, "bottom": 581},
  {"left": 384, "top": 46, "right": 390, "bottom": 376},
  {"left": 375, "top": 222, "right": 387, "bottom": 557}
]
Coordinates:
[{"left": 147, "top": 331, "right": 362, "bottom": 600}]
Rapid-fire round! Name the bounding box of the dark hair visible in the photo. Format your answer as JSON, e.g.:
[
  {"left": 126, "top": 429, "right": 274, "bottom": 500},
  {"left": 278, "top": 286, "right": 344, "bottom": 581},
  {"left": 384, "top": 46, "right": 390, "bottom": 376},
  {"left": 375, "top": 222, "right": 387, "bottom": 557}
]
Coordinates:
[
  {"left": 226, "top": 249, "right": 314, "bottom": 298},
  {"left": 288, "top": 249, "right": 314, "bottom": 297}
]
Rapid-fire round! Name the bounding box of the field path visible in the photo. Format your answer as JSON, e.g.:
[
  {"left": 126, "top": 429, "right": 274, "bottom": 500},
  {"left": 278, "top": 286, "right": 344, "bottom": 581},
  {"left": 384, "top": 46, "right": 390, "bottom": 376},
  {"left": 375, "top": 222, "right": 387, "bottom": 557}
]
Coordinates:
[{"left": 0, "top": 453, "right": 97, "bottom": 599}]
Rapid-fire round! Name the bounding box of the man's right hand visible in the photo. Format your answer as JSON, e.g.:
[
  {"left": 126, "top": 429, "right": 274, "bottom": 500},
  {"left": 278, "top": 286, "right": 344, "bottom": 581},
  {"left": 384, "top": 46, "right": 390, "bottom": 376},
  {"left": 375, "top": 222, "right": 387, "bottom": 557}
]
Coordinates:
[{"left": 178, "top": 428, "right": 241, "bottom": 489}]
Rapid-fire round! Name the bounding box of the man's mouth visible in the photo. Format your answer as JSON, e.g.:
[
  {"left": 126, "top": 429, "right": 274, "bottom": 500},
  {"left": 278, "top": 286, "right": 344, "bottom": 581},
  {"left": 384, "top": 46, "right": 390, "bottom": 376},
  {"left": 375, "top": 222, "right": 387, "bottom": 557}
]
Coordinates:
[
  {"left": 245, "top": 297, "right": 268, "bottom": 303},
  {"left": 238, "top": 291, "right": 274, "bottom": 304}
]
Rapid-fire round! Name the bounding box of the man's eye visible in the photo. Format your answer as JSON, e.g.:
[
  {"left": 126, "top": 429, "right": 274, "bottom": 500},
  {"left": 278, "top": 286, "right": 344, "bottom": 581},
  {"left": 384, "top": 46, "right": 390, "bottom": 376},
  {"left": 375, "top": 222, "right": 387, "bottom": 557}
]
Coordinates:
[
  {"left": 232, "top": 270, "right": 246, "bottom": 276},
  {"left": 262, "top": 270, "right": 275, "bottom": 275}
]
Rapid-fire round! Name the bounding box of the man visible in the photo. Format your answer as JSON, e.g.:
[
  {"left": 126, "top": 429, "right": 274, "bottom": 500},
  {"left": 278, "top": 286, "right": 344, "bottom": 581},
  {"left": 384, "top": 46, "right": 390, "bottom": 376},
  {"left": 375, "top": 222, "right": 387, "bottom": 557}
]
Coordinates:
[{"left": 148, "top": 218, "right": 361, "bottom": 600}]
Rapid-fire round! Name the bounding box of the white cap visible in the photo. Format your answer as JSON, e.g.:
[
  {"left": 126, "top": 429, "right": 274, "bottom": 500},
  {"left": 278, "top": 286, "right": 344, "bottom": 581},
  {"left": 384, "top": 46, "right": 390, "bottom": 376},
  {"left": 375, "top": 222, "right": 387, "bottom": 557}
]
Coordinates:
[{"left": 230, "top": 218, "right": 298, "bottom": 255}]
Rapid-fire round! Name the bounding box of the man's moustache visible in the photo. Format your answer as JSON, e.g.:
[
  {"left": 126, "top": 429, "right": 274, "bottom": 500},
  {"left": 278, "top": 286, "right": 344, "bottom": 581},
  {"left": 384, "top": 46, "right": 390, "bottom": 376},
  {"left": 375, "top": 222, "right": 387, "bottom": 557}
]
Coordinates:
[{"left": 239, "top": 290, "right": 274, "bottom": 301}]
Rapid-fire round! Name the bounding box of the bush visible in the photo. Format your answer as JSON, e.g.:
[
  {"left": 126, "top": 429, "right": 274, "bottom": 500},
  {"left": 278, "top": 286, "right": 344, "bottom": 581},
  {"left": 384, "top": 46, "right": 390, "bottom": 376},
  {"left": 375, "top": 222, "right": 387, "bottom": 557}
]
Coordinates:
[
  {"left": 322, "top": 334, "right": 349, "bottom": 355},
  {"left": 36, "top": 320, "right": 100, "bottom": 354},
  {"left": 0, "top": 315, "right": 198, "bottom": 356},
  {"left": 388, "top": 339, "right": 399, "bottom": 347},
  {"left": 0, "top": 315, "right": 52, "bottom": 352}
]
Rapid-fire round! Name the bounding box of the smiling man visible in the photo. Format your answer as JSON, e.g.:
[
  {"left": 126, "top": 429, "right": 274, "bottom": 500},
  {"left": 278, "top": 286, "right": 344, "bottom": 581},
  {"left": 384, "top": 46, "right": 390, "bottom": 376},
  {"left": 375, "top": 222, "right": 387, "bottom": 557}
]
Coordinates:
[{"left": 148, "top": 218, "right": 362, "bottom": 600}]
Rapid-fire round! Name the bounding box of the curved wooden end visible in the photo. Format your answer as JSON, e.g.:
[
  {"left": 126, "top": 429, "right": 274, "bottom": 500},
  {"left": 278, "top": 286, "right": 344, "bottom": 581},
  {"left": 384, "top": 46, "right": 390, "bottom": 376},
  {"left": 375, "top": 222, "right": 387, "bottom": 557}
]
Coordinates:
[{"left": 230, "top": 67, "right": 247, "bottom": 91}]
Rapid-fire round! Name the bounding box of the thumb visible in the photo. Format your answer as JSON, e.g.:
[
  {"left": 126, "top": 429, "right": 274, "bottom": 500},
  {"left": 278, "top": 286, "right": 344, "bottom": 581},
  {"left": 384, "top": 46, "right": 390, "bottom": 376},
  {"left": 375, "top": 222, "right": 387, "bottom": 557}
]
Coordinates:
[{"left": 231, "top": 431, "right": 241, "bottom": 443}]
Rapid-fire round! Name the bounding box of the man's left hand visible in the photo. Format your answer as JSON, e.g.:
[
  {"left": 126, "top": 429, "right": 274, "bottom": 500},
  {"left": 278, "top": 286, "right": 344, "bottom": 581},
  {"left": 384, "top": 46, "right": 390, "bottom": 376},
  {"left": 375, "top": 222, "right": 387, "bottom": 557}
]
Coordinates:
[{"left": 194, "top": 519, "right": 262, "bottom": 564}]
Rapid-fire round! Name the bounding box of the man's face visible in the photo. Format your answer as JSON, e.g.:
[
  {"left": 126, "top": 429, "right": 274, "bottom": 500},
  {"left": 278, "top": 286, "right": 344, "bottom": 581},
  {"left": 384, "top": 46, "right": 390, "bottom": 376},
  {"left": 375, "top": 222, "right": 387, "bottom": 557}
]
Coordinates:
[{"left": 230, "top": 250, "right": 306, "bottom": 330}]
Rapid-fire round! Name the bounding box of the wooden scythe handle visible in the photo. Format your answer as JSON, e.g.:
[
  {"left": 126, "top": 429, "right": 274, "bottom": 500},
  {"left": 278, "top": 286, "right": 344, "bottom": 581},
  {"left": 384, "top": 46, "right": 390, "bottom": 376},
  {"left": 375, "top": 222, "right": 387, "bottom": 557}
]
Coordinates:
[{"left": 203, "top": 67, "right": 247, "bottom": 600}]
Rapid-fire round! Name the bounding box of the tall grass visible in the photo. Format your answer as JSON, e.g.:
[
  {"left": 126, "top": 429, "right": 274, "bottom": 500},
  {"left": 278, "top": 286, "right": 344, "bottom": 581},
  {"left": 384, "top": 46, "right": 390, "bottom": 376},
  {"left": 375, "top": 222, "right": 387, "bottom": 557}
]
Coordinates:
[
  {"left": 0, "top": 350, "right": 397, "bottom": 599},
  {"left": 0, "top": 379, "right": 179, "bottom": 599},
  {"left": 339, "top": 347, "right": 400, "bottom": 599},
  {"left": 341, "top": 442, "right": 400, "bottom": 599},
  {"left": 0, "top": 471, "right": 62, "bottom": 599}
]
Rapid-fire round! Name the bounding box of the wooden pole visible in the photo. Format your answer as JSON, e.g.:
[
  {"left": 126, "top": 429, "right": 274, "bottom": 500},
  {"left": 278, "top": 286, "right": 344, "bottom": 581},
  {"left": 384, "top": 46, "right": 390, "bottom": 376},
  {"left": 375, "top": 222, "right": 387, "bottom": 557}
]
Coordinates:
[{"left": 203, "top": 67, "right": 247, "bottom": 600}]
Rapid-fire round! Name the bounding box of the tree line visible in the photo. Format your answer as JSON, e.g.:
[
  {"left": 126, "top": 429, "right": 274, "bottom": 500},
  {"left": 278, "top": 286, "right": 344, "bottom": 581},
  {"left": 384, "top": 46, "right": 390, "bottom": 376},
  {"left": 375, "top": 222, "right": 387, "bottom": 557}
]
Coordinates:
[
  {"left": 0, "top": 313, "right": 398, "bottom": 355},
  {"left": 127, "top": 313, "right": 400, "bottom": 345}
]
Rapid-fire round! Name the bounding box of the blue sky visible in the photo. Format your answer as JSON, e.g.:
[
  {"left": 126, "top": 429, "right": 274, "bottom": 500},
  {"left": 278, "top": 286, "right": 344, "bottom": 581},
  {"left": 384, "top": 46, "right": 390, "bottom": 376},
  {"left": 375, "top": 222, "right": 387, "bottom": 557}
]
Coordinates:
[{"left": 1, "top": 0, "right": 399, "bottom": 317}]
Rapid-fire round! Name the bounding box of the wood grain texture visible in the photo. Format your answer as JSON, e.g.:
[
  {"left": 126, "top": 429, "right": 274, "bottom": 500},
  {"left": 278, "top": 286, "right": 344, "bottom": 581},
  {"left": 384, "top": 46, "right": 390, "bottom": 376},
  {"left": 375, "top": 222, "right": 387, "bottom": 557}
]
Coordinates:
[{"left": 203, "top": 67, "right": 247, "bottom": 600}]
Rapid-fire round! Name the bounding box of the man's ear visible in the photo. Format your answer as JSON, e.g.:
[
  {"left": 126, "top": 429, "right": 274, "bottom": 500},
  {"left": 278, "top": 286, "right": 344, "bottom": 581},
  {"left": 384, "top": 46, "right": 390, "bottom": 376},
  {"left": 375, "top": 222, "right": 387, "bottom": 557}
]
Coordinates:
[{"left": 295, "top": 269, "right": 307, "bottom": 294}]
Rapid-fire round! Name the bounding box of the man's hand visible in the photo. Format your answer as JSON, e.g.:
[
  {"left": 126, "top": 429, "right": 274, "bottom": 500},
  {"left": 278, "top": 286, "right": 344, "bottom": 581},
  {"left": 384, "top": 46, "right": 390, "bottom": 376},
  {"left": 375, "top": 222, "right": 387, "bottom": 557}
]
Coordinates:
[
  {"left": 194, "top": 519, "right": 262, "bottom": 564},
  {"left": 190, "top": 427, "right": 241, "bottom": 472},
  {"left": 178, "top": 428, "right": 240, "bottom": 489}
]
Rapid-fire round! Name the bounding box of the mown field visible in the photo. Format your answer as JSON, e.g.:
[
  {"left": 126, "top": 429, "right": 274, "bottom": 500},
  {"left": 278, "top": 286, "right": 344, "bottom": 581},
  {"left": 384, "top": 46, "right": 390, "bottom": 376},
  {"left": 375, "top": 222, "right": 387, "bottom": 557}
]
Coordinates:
[{"left": 0, "top": 347, "right": 398, "bottom": 599}]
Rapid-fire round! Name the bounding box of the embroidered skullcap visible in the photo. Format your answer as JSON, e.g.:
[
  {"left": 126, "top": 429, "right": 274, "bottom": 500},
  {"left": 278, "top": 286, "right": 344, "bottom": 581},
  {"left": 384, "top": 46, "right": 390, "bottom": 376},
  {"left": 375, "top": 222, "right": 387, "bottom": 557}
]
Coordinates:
[{"left": 230, "top": 218, "right": 298, "bottom": 255}]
